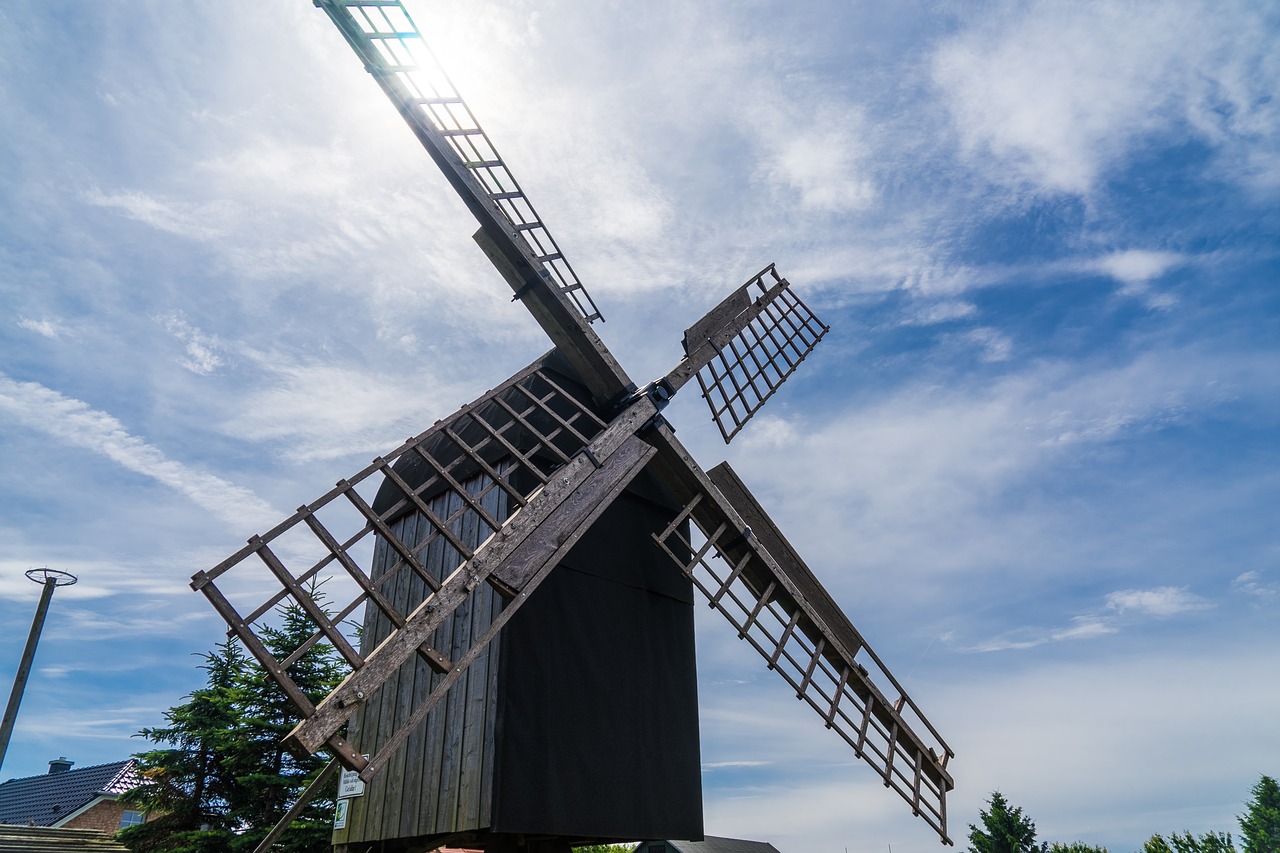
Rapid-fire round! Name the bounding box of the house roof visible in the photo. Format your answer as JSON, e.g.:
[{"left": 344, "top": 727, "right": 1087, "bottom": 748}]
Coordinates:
[
  {"left": 638, "top": 838, "right": 782, "bottom": 853},
  {"left": 0, "top": 760, "right": 138, "bottom": 827},
  {"left": 0, "top": 825, "right": 130, "bottom": 852}
]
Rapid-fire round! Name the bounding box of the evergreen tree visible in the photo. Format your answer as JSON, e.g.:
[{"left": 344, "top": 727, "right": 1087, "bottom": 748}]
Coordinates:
[
  {"left": 969, "top": 792, "right": 1046, "bottom": 853},
  {"left": 117, "top": 640, "right": 248, "bottom": 853},
  {"left": 1239, "top": 776, "right": 1280, "bottom": 853},
  {"left": 229, "top": 602, "right": 346, "bottom": 853},
  {"left": 1145, "top": 831, "right": 1236, "bottom": 853},
  {"left": 1048, "top": 843, "right": 1109, "bottom": 853},
  {"left": 120, "top": 599, "right": 345, "bottom": 853}
]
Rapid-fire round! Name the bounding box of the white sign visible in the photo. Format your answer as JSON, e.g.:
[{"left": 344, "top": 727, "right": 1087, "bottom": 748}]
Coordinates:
[
  {"left": 338, "top": 767, "right": 366, "bottom": 799},
  {"left": 333, "top": 799, "right": 350, "bottom": 830}
]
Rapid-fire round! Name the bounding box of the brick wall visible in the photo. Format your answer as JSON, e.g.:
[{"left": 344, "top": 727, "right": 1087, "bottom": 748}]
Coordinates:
[
  {"left": 59, "top": 797, "right": 153, "bottom": 834},
  {"left": 62, "top": 798, "right": 130, "bottom": 833}
]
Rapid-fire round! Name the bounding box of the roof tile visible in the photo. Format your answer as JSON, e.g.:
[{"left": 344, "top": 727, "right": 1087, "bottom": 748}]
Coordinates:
[{"left": 0, "top": 761, "right": 138, "bottom": 827}]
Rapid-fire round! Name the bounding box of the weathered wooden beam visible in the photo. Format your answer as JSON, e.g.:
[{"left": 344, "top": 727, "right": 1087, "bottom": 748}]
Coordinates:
[
  {"left": 285, "top": 395, "right": 657, "bottom": 757},
  {"left": 473, "top": 227, "right": 631, "bottom": 407},
  {"left": 665, "top": 273, "right": 789, "bottom": 395},
  {"left": 355, "top": 432, "right": 656, "bottom": 782},
  {"left": 250, "top": 757, "right": 341, "bottom": 853}
]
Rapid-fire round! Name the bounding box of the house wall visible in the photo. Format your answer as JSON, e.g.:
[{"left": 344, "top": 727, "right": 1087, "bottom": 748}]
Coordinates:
[{"left": 60, "top": 799, "right": 129, "bottom": 833}]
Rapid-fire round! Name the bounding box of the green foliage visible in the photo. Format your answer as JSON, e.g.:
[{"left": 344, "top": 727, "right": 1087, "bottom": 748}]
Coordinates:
[
  {"left": 1145, "top": 832, "right": 1236, "bottom": 853},
  {"left": 571, "top": 846, "right": 634, "bottom": 853},
  {"left": 119, "top": 597, "right": 345, "bottom": 853},
  {"left": 980, "top": 775, "right": 1279, "bottom": 853},
  {"left": 969, "top": 792, "right": 1046, "bottom": 853},
  {"left": 120, "top": 637, "right": 248, "bottom": 829},
  {"left": 1239, "top": 776, "right": 1280, "bottom": 853}
]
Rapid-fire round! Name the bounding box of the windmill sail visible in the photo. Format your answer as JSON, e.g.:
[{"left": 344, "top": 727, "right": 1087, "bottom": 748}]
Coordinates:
[
  {"left": 314, "top": 0, "right": 630, "bottom": 407},
  {"left": 648, "top": 445, "right": 954, "bottom": 841},
  {"left": 672, "top": 264, "right": 830, "bottom": 442}
]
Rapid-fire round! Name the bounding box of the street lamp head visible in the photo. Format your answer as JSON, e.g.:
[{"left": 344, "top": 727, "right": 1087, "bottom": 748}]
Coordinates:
[{"left": 24, "top": 568, "right": 77, "bottom": 587}]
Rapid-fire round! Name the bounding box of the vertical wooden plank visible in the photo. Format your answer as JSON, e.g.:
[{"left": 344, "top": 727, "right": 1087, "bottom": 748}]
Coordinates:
[
  {"left": 478, "top": 576, "right": 503, "bottom": 829},
  {"left": 434, "top": 496, "right": 476, "bottom": 831},
  {"left": 378, "top": 510, "right": 424, "bottom": 840},
  {"left": 389, "top": 512, "right": 427, "bottom": 841},
  {"left": 420, "top": 489, "right": 460, "bottom": 835},
  {"left": 361, "top": 535, "right": 398, "bottom": 840},
  {"left": 395, "top": 512, "right": 427, "bottom": 841},
  {"left": 459, "top": 476, "right": 506, "bottom": 828},
  {"left": 344, "top": 515, "right": 398, "bottom": 845},
  {"left": 404, "top": 499, "right": 450, "bottom": 839},
  {"left": 456, "top": 576, "right": 490, "bottom": 828}
]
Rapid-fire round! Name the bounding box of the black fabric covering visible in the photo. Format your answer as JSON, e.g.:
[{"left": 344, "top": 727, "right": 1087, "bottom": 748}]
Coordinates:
[{"left": 491, "top": 468, "right": 704, "bottom": 841}]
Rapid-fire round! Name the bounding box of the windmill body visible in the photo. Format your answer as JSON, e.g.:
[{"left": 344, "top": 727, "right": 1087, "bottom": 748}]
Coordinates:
[
  {"left": 190, "top": 3, "right": 955, "bottom": 851},
  {"left": 340, "top": 353, "right": 703, "bottom": 847}
]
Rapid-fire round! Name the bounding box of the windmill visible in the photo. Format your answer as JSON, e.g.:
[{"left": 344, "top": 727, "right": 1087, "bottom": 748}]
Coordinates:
[{"left": 190, "top": 2, "right": 955, "bottom": 851}]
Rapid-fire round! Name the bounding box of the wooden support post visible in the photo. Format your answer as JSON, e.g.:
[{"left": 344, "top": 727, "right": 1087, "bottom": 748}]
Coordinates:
[{"left": 251, "top": 757, "right": 341, "bottom": 853}]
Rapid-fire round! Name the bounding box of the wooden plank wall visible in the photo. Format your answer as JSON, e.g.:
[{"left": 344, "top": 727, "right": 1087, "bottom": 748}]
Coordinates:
[{"left": 335, "top": 477, "right": 507, "bottom": 845}]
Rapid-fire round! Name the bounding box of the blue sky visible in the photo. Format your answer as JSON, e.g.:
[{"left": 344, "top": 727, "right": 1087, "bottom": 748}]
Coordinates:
[{"left": 1, "top": 0, "right": 1277, "bottom": 850}]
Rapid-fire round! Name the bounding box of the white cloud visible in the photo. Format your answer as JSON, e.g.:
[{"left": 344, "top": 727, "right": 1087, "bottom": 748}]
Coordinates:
[
  {"left": 217, "top": 359, "right": 466, "bottom": 463},
  {"left": 902, "top": 300, "right": 978, "bottom": 326},
  {"left": 0, "top": 373, "right": 279, "bottom": 529},
  {"left": 1088, "top": 249, "right": 1184, "bottom": 309},
  {"left": 82, "top": 187, "right": 229, "bottom": 240},
  {"left": 725, "top": 342, "right": 1275, "bottom": 612},
  {"left": 1051, "top": 616, "right": 1118, "bottom": 642},
  {"left": 962, "top": 326, "right": 1013, "bottom": 362},
  {"left": 1092, "top": 249, "right": 1185, "bottom": 286},
  {"left": 702, "top": 760, "right": 772, "bottom": 770},
  {"left": 966, "top": 586, "right": 1210, "bottom": 653},
  {"left": 693, "top": 627, "right": 1280, "bottom": 851},
  {"left": 18, "top": 317, "right": 67, "bottom": 339},
  {"left": 932, "top": 0, "right": 1280, "bottom": 195},
  {"left": 757, "top": 106, "right": 877, "bottom": 213},
  {"left": 161, "top": 313, "right": 226, "bottom": 375},
  {"left": 1230, "top": 570, "right": 1278, "bottom": 600},
  {"left": 1105, "top": 586, "right": 1211, "bottom": 617}
]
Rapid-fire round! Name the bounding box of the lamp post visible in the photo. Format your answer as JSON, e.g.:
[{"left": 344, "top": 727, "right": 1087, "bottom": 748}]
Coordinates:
[{"left": 0, "top": 568, "right": 78, "bottom": 773}]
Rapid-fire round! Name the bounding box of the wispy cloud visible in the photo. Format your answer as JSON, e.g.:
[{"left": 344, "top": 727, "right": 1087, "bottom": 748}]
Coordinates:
[
  {"left": 931, "top": 0, "right": 1280, "bottom": 196},
  {"left": 83, "top": 187, "right": 229, "bottom": 240},
  {"left": 901, "top": 300, "right": 978, "bottom": 326},
  {"left": 1231, "top": 570, "right": 1278, "bottom": 600},
  {"left": 161, "top": 313, "right": 226, "bottom": 375},
  {"left": 1087, "top": 249, "right": 1184, "bottom": 308},
  {"left": 216, "top": 359, "right": 466, "bottom": 463},
  {"left": 703, "top": 760, "right": 772, "bottom": 770},
  {"left": 0, "top": 373, "right": 279, "bottom": 529},
  {"left": 1104, "top": 586, "right": 1210, "bottom": 617},
  {"left": 959, "top": 327, "right": 1014, "bottom": 362},
  {"left": 967, "top": 586, "right": 1210, "bottom": 652},
  {"left": 18, "top": 317, "right": 68, "bottom": 339}
]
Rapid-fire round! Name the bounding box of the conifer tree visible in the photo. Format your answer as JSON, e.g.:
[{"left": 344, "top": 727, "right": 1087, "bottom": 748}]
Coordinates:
[
  {"left": 1239, "top": 776, "right": 1280, "bottom": 853},
  {"left": 969, "top": 792, "right": 1046, "bottom": 853},
  {"left": 119, "top": 598, "right": 344, "bottom": 853},
  {"left": 118, "top": 640, "right": 248, "bottom": 853}
]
